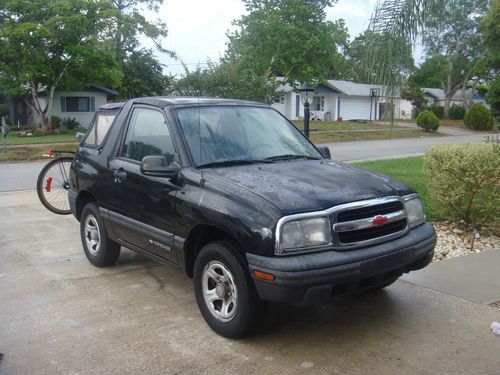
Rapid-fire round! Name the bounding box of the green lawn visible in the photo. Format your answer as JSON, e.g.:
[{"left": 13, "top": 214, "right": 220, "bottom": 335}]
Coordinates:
[
  {"left": 0, "top": 143, "right": 78, "bottom": 162},
  {"left": 5, "top": 129, "right": 85, "bottom": 145},
  {"left": 311, "top": 129, "right": 442, "bottom": 143},
  {"left": 292, "top": 120, "right": 404, "bottom": 132},
  {"left": 352, "top": 157, "right": 440, "bottom": 222}
]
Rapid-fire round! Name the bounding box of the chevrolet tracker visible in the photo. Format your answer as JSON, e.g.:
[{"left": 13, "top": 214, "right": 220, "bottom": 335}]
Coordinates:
[{"left": 69, "top": 97, "right": 437, "bottom": 338}]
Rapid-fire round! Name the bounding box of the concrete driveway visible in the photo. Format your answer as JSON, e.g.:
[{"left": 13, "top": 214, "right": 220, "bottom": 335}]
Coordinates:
[{"left": 1, "top": 190, "right": 499, "bottom": 374}]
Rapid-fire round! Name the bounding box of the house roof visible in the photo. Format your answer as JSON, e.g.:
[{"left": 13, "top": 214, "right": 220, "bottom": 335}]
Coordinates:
[
  {"left": 326, "top": 80, "right": 387, "bottom": 97},
  {"left": 422, "top": 88, "right": 477, "bottom": 101},
  {"left": 89, "top": 84, "right": 119, "bottom": 96},
  {"left": 275, "top": 78, "right": 400, "bottom": 97}
]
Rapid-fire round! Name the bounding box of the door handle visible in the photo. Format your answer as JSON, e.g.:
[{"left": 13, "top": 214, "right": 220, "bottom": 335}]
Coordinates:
[{"left": 113, "top": 168, "right": 127, "bottom": 183}]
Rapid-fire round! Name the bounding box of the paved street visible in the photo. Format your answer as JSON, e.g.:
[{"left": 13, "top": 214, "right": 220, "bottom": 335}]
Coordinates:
[
  {"left": 0, "top": 133, "right": 489, "bottom": 192},
  {"left": 321, "top": 133, "right": 487, "bottom": 162},
  {"left": 0, "top": 160, "right": 49, "bottom": 192},
  {"left": 1, "top": 190, "right": 499, "bottom": 375}
]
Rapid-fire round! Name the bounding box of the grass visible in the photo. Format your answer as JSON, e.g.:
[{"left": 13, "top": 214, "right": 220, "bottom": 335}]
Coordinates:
[
  {"left": 0, "top": 143, "right": 78, "bottom": 162},
  {"left": 5, "top": 129, "right": 84, "bottom": 145},
  {"left": 311, "top": 129, "right": 443, "bottom": 143},
  {"left": 352, "top": 157, "right": 440, "bottom": 222},
  {"left": 292, "top": 120, "right": 404, "bottom": 132},
  {"left": 440, "top": 119, "right": 465, "bottom": 127}
]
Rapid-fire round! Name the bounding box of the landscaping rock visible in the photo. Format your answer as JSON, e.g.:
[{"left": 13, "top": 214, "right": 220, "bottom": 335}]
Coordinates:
[{"left": 432, "top": 221, "right": 500, "bottom": 262}]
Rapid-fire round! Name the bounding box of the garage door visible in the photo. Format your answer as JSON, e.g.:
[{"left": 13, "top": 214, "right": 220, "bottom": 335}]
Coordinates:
[{"left": 338, "top": 97, "right": 372, "bottom": 121}]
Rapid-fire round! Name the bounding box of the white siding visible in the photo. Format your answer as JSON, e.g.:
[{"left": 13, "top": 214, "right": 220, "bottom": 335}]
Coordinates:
[{"left": 52, "top": 91, "right": 108, "bottom": 128}]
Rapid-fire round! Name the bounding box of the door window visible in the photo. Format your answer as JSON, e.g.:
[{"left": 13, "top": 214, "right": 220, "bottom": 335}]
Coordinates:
[{"left": 121, "top": 108, "right": 175, "bottom": 162}]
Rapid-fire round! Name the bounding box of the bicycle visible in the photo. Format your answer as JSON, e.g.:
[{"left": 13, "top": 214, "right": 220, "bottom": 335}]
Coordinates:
[{"left": 36, "top": 149, "right": 75, "bottom": 215}]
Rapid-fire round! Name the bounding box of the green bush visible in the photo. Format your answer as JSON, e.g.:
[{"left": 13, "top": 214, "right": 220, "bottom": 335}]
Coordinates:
[
  {"left": 464, "top": 103, "right": 494, "bottom": 130},
  {"left": 429, "top": 105, "right": 444, "bottom": 119},
  {"left": 51, "top": 116, "right": 62, "bottom": 129},
  {"left": 448, "top": 104, "right": 466, "bottom": 120},
  {"left": 63, "top": 117, "right": 80, "bottom": 130},
  {"left": 424, "top": 143, "right": 500, "bottom": 229},
  {"left": 416, "top": 110, "right": 440, "bottom": 132}
]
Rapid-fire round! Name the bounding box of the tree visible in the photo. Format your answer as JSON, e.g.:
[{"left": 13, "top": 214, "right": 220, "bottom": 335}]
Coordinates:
[
  {"left": 0, "top": 0, "right": 122, "bottom": 132},
  {"left": 177, "top": 60, "right": 276, "bottom": 102},
  {"left": 486, "top": 76, "right": 500, "bottom": 117},
  {"left": 106, "top": 0, "right": 175, "bottom": 98},
  {"left": 482, "top": 0, "right": 500, "bottom": 115},
  {"left": 366, "top": 0, "right": 489, "bottom": 118},
  {"left": 121, "top": 49, "right": 172, "bottom": 98},
  {"left": 225, "top": 0, "right": 349, "bottom": 90},
  {"left": 481, "top": 0, "right": 500, "bottom": 71},
  {"left": 347, "top": 30, "right": 414, "bottom": 84},
  {"left": 107, "top": 0, "right": 170, "bottom": 60},
  {"left": 422, "top": 0, "right": 489, "bottom": 114}
]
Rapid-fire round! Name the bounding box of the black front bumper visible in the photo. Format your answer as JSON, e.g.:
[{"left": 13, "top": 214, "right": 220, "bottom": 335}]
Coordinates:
[{"left": 246, "top": 223, "right": 436, "bottom": 305}]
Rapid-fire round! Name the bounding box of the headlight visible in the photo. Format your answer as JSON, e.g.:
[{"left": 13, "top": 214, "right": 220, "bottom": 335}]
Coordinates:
[
  {"left": 403, "top": 195, "right": 425, "bottom": 228},
  {"left": 279, "top": 217, "right": 330, "bottom": 252}
]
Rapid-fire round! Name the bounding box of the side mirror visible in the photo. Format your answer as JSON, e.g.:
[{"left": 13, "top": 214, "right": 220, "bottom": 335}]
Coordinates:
[
  {"left": 141, "top": 155, "right": 180, "bottom": 178},
  {"left": 318, "top": 146, "right": 331, "bottom": 159}
]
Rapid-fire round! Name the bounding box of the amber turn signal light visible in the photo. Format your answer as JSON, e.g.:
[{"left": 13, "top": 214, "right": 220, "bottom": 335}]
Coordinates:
[{"left": 253, "top": 271, "right": 275, "bottom": 281}]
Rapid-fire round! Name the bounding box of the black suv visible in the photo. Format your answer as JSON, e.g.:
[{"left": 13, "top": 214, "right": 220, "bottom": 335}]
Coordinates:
[{"left": 69, "top": 97, "right": 436, "bottom": 338}]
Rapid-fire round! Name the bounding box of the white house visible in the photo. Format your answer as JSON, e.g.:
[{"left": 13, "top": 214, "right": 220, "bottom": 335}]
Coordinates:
[
  {"left": 271, "top": 80, "right": 413, "bottom": 121},
  {"left": 0, "top": 84, "right": 118, "bottom": 128}
]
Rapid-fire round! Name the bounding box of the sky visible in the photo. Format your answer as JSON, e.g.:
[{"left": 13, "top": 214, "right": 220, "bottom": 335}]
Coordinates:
[{"left": 142, "top": 0, "right": 383, "bottom": 77}]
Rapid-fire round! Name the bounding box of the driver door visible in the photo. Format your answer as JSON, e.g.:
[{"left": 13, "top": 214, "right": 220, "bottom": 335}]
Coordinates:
[{"left": 108, "top": 106, "right": 179, "bottom": 264}]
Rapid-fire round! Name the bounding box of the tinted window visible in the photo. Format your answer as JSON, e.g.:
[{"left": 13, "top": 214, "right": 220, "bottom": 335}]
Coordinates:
[
  {"left": 84, "top": 110, "right": 118, "bottom": 146},
  {"left": 121, "top": 108, "right": 175, "bottom": 162}
]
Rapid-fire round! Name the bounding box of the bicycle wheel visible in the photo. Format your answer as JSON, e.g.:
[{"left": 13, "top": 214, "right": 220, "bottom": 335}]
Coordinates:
[{"left": 36, "top": 157, "right": 74, "bottom": 215}]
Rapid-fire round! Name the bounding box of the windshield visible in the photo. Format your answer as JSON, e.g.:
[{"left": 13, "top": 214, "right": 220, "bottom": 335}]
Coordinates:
[{"left": 175, "top": 106, "right": 321, "bottom": 166}]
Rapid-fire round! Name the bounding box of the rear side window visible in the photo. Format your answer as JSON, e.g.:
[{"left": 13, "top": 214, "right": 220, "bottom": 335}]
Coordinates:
[
  {"left": 84, "top": 110, "right": 119, "bottom": 147},
  {"left": 121, "top": 108, "right": 175, "bottom": 163}
]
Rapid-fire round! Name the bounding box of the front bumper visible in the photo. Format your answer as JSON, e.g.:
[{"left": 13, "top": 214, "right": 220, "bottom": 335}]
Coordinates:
[{"left": 247, "top": 223, "right": 436, "bottom": 305}]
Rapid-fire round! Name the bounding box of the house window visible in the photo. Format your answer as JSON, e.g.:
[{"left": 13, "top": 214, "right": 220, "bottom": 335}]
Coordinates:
[
  {"left": 312, "top": 96, "right": 325, "bottom": 111},
  {"left": 66, "top": 97, "right": 90, "bottom": 112},
  {"left": 61, "top": 96, "right": 95, "bottom": 112},
  {"left": 272, "top": 94, "right": 285, "bottom": 104}
]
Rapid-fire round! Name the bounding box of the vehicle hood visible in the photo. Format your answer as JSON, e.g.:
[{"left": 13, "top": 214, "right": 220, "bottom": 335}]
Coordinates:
[{"left": 204, "top": 160, "right": 413, "bottom": 215}]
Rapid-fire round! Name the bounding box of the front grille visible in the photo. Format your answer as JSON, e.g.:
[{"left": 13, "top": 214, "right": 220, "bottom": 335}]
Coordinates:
[
  {"left": 333, "top": 198, "right": 408, "bottom": 248},
  {"left": 338, "top": 218, "right": 407, "bottom": 244},
  {"left": 337, "top": 201, "right": 404, "bottom": 222}
]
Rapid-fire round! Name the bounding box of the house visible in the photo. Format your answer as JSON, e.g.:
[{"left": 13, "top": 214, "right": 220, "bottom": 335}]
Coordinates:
[
  {"left": 422, "top": 88, "right": 488, "bottom": 108},
  {"left": 0, "top": 84, "right": 118, "bottom": 128},
  {"left": 271, "top": 80, "right": 413, "bottom": 121}
]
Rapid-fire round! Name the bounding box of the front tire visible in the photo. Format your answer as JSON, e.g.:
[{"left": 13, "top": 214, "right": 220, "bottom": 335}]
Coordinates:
[
  {"left": 80, "top": 202, "right": 120, "bottom": 267},
  {"left": 193, "top": 241, "right": 267, "bottom": 338}
]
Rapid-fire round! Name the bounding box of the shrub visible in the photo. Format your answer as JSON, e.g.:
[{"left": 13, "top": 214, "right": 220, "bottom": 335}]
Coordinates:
[
  {"left": 464, "top": 103, "right": 494, "bottom": 130},
  {"left": 63, "top": 117, "right": 80, "bottom": 130},
  {"left": 51, "top": 116, "right": 62, "bottom": 129},
  {"left": 424, "top": 143, "right": 500, "bottom": 229},
  {"left": 448, "top": 104, "right": 466, "bottom": 120},
  {"left": 416, "top": 110, "right": 440, "bottom": 132},
  {"left": 429, "top": 105, "right": 444, "bottom": 119}
]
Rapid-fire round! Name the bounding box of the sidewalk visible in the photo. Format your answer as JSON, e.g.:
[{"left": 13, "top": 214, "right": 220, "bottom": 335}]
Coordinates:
[{"left": 402, "top": 249, "right": 500, "bottom": 306}]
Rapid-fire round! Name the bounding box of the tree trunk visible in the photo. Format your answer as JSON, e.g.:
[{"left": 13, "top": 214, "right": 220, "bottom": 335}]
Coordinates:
[
  {"left": 443, "top": 59, "right": 454, "bottom": 118},
  {"left": 26, "top": 83, "right": 54, "bottom": 134}
]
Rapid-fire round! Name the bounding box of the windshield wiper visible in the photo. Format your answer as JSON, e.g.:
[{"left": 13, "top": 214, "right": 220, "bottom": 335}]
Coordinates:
[
  {"left": 197, "top": 159, "right": 273, "bottom": 168},
  {"left": 264, "top": 154, "right": 321, "bottom": 161}
]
